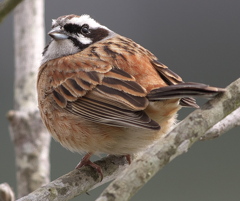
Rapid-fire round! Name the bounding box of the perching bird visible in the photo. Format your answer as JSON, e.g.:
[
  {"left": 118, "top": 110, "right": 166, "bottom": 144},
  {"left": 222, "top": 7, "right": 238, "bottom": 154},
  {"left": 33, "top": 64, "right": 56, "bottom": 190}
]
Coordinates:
[{"left": 37, "top": 14, "right": 224, "bottom": 179}]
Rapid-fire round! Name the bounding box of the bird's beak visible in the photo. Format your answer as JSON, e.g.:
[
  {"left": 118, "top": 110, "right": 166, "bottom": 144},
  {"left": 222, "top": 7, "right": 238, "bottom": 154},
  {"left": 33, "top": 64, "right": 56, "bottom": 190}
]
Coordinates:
[{"left": 48, "top": 27, "right": 68, "bottom": 40}]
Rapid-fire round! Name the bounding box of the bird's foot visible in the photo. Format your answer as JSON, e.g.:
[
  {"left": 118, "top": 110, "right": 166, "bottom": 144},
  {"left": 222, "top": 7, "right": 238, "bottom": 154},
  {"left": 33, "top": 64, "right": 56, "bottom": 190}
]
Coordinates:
[
  {"left": 125, "top": 154, "right": 131, "bottom": 164},
  {"left": 75, "top": 152, "right": 103, "bottom": 181}
]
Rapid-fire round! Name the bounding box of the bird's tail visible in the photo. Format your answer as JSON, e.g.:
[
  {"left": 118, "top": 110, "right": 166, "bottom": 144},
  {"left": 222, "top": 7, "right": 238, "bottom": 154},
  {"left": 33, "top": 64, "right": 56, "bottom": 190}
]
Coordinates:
[{"left": 147, "top": 82, "right": 225, "bottom": 108}]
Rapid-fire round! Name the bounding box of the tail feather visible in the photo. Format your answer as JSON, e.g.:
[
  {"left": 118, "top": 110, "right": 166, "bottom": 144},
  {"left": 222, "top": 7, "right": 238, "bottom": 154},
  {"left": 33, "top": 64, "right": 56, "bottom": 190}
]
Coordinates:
[
  {"left": 180, "top": 97, "right": 199, "bottom": 108},
  {"left": 147, "top": 82, "right": 225, "bottom": 108}
]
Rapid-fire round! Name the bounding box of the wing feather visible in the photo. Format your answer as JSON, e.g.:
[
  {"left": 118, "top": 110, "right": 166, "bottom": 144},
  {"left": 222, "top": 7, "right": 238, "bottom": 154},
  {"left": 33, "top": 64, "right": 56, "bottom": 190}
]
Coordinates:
[
  {"left": 66, "top": 97, "right": 160, "bottom": 130},
  {"left": 151, "top": 60, "right": 183, "bottom": 85},
  {"left": 48, "top": 54, "right": 159, "bottom": 129}
]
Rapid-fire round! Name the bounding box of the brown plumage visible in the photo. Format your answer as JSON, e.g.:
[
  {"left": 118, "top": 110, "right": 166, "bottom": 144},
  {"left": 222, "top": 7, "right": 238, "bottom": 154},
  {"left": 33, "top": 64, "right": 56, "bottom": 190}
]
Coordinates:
[{"left": 37, "top": 14, "right": 225, "bottom": 179}]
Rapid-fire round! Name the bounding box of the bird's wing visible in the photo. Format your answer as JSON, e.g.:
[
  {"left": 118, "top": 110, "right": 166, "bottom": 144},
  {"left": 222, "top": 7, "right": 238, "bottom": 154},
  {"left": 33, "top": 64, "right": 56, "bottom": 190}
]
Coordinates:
[{"left": 47, "top": 53, "right": 160, "bottom": 130}]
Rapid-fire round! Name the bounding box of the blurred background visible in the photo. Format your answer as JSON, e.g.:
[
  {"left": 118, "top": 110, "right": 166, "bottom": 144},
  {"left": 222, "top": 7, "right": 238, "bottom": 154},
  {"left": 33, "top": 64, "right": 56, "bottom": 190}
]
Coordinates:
[{"left": 1, "top": 0, "right": 240, "bottom": 200}]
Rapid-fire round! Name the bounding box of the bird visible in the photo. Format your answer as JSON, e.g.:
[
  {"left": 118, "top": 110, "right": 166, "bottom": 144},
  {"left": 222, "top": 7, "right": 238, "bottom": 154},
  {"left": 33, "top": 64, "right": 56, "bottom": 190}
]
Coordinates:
[{"left": 37, "top": 14, "right": 225, "bottom": 179}]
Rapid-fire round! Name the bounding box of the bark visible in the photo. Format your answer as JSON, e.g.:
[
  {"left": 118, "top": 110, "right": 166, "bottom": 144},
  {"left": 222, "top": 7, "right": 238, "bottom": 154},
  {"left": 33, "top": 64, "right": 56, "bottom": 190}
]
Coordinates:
[
  {"left": 201, "top": 106, "right": 240, "bottom": 140},
  {"left": 17, "top": 155, "right": 129, "bottom": 201},
  {"left": 7, "top": 0, "right": 50, "bottom": 198}
]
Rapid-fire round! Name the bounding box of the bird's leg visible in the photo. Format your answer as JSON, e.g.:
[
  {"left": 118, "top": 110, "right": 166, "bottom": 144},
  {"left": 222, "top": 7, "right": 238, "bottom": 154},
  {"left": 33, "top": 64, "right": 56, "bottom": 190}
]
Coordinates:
[
  {"left": 75, "top": 152, "right": 103, "bottom": 181},
  {"left": 125, "top": 154, "right": 131, "bottom": 164}
]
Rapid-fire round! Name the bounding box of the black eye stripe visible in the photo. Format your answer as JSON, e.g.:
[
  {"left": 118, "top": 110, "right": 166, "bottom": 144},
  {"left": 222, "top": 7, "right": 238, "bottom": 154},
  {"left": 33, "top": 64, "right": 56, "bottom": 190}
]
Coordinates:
[
  {"left": 64, "top": 23, "right": 90, "bottom": 36},
  {"left": 64, "top": 24, "right": 109, "bottom": 41},
  {"left": 61, "top": 23, "right": 110, "bottom": 51},
  {"left": 64, "top": 23, "right": 81, "bottom": 34}
]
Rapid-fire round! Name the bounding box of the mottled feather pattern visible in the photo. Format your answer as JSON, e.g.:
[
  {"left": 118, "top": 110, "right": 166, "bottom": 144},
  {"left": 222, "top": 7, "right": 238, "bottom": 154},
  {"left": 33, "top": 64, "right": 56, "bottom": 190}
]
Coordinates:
[{"left": 39, "top": 40, "right": 155, "bottom": 128}]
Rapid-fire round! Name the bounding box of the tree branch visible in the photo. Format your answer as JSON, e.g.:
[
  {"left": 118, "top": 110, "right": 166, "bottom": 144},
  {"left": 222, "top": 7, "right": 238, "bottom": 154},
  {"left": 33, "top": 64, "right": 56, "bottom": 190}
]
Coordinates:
[
  {"left": 16, "top": 78, "right": 240, "bottom": 201},
  {"left": 0, "top": 0, "right": 23, "bottom": 23},
  {"left": 17, "top": 155, "right": 129, "bottom": 201},
  {"left": 200, "top": 106, "right": 240, "bottom": 140},
  {"left": 8, "top": 0, "right": 50, "bottom": 198},
  {"left": 8, "top": 110, "right": 50, "bottom": 198},
  {"left": 0, "top": 183, "right": 15, "bottom": 201}
]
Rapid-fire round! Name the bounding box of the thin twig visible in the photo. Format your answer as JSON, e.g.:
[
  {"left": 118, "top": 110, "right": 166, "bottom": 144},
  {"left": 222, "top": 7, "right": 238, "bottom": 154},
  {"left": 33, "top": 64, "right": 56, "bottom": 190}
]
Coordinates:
[
  {"left": 0, "top": 0, "right": 23, "bottom": 23},
  {"left": 201, "top": 106, "right": 240, "bottom": 140},
  {"left": 0, "top": 183, "right": 15, "bottom": 201}
]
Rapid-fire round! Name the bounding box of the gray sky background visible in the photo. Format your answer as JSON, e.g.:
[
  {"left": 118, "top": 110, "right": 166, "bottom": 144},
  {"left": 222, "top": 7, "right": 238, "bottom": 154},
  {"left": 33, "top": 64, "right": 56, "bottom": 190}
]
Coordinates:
[{"left": 0, "top": 1, "right": 240, "bottom": 200}]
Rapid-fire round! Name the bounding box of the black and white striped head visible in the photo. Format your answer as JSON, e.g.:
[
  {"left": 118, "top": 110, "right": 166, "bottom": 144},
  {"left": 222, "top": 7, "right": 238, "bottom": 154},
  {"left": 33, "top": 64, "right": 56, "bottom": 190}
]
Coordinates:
[{"left": 41, "top": 14, "right": 115, "bottom": 64}]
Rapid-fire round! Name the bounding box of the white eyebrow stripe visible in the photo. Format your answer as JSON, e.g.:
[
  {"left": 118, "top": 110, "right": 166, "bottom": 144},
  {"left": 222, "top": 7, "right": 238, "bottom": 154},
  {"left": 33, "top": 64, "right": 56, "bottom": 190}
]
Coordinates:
[{"left": 67, "top": 15, "right": 100, "bottom": 29}]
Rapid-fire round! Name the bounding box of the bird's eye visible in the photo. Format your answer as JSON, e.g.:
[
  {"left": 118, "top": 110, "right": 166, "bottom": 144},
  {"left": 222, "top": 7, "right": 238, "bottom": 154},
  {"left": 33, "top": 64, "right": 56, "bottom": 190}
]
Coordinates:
[{"left": 81, "top": 24, "right": 90, "bottom": 35}]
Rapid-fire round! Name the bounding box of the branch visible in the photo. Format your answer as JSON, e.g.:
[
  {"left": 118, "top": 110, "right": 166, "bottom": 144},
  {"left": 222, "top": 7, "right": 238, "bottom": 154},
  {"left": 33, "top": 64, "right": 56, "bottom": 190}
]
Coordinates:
[
  {"left": 96, "top": 78, "right": 240, "bottom": 201},
  {"left": 0, "top": 0, "right": 23, "bottom": 23},
  {"left": 0, "top": 183, "right": 15, "bottom": 201},
  {"left": 8, "top": 110, "right": 50, "bottom": 198},
  {"left": 16, "top": 78, "right": 240, "bottom": 201},
  {"left": 8, "top": 0, "right": 49, "bottom": 198},
  {"left": 17, "top": 155, "right": 129, "bottom": 201},
  {"left": 200, "top": 106, "right": 240, "bottom": 140}
]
